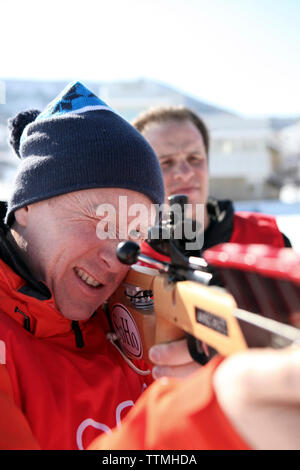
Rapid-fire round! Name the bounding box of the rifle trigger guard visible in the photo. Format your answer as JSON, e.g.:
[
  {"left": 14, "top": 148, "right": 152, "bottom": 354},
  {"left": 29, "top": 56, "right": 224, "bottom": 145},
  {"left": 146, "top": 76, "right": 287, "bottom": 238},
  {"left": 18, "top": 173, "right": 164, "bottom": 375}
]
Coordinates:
[{"left": 186, "top": 333, "right": 219, "bottom": 365}]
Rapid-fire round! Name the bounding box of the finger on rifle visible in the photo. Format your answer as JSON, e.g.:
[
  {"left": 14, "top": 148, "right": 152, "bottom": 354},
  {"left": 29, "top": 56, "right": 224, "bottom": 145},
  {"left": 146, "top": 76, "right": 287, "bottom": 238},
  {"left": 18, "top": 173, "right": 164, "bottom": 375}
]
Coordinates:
[
  {"left": 152, "top": 362, "right": 201, "bottom": 379},
  {"left": 149, "top": 338, "right": 195, "bottom": 366}
]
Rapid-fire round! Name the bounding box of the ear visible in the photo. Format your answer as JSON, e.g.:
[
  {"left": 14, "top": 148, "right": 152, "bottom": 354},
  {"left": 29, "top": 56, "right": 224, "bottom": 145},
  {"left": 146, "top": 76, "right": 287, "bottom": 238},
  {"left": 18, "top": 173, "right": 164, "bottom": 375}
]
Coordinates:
[{"left": 14, "top": 206, "right": 30, "bottom": 227}]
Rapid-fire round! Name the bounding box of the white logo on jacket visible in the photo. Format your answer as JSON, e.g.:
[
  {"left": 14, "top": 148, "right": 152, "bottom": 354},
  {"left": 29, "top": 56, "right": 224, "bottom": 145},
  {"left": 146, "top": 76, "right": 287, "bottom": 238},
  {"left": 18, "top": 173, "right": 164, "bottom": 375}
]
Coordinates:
[
  {"left": 0, "top": 340, "right": 6, "bottom": 364},
  {"left": 76, "top": 400, "right": 134, "bottom": 450}
]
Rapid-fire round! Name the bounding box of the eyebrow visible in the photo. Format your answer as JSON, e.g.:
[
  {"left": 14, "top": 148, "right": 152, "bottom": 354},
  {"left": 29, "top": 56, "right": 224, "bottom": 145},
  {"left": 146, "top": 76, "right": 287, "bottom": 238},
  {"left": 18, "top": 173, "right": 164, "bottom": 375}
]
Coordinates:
[{"left": 158, "top": 149, "right": 206, "bottom": 160}]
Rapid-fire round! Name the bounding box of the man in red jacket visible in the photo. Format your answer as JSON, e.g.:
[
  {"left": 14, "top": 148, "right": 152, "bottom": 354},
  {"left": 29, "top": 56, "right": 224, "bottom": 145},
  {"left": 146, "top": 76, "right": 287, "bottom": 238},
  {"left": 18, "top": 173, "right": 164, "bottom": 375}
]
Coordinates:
[
  {"left": 132, "top": 106, "right": 292, "bottom": 371},
  {"left": 0, "top": 81, "right": 206, "bottom": 450},
  {"left": 132, "top": 106, "right": 291, "bottom": 260}
]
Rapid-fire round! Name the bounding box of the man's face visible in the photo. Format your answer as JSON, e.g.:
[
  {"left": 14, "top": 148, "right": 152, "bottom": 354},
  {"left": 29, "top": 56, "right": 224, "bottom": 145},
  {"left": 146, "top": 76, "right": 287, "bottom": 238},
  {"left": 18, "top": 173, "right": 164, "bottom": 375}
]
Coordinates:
[
  {"left": 142, "top": 119, "right": 209, "bottom": 219},
  {"left": 20, "top": 188, "right": 153, "bottom": 321}
]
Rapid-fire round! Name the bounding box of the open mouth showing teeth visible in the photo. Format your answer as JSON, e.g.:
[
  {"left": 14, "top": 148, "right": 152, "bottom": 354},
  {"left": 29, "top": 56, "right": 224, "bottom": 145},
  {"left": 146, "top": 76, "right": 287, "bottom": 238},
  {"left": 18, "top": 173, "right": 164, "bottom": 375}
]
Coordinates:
[{"left": 74, "top": 268, "right": 103, "bottom": 288}]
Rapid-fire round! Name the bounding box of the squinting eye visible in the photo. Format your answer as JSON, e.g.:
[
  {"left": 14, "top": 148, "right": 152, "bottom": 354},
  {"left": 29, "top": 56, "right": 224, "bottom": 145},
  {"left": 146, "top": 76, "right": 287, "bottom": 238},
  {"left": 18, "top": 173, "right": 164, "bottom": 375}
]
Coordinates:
[
  {"left": 160, "top": 160, "right": 173, "bottom": 169},
  {"left": 189, "top": 155, "right": 205, "bottom": 165}
]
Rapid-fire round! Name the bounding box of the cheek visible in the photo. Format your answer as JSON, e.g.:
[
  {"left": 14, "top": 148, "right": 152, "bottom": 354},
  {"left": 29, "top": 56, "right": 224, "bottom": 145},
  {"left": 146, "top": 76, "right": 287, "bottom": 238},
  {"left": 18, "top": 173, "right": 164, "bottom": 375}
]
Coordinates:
[
  {"left": 196, "top": 166, "right": 209, "bottom": 184},
  {"left": 161, "top": 171, "right": 174, "bottom": 192},
  {"left": 65, "top": 223, "right": 99, "bottom": 253},
  {"left": 47, "top": 230, "right": 96, "bottom": 276},
  {"left": 102, "top": 266, "right": 130, "bottom": 301},
  {"left": 114, "top": 266, "right": 130, "bottom": 287}
]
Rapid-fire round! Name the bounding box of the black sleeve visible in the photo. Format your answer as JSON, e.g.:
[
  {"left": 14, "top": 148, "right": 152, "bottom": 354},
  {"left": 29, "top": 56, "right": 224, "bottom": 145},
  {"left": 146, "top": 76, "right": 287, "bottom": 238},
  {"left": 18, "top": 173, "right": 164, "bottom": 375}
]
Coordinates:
[
  {"left": 0, "top": 201, "right": 7, "bottom": 223},
  {"left": 282, "top": 232, "right": 292, "bottom": 248}
]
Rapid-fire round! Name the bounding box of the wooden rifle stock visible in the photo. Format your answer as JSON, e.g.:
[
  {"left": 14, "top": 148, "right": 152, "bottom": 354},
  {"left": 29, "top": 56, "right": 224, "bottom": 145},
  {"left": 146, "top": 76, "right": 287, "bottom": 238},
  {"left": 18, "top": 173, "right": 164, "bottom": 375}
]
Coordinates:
[
  {"left": 108, "top": 261, "right": 300, "bottom": 364},
  {"left": 108, "top": 192, "right": 300, "bottom": 363}
]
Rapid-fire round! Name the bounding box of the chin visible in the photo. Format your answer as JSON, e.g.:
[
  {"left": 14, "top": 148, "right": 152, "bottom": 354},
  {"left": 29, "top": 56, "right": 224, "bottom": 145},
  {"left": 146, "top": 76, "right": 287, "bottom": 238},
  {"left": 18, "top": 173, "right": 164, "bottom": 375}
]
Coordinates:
[
  {"left": 58, "top": 304, "right": 95, "bottom": 322},
  {"left": 64, "top": 312, "right": 94, "bottom": 322}
]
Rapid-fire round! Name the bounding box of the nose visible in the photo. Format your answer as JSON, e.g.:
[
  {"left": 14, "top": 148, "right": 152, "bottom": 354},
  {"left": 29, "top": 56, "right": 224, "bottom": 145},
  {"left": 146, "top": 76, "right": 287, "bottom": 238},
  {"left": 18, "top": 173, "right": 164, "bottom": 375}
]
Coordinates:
[
  {"left": 97, "top": 239, "right": 125, "bottom": 271},
  {"left": 174, "top": 159, "right": 194, "bottom": 182}
]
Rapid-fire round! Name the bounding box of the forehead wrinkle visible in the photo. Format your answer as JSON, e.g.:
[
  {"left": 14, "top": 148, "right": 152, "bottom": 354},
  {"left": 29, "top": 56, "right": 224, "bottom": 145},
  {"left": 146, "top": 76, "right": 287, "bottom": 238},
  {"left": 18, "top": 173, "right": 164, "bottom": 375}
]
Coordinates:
[{"left": 47, "top": 189, "right": 154, "bottom": 223}]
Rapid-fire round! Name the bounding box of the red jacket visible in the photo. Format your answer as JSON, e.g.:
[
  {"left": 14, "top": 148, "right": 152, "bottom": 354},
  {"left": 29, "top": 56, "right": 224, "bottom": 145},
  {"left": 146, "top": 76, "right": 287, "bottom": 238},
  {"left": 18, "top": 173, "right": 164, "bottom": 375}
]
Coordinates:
[
  {"left": 88, "top": 356, "right": 250, "bottom": 450},
  {"left": 230, "top": 211, "right": 286, "bottom": 246},
  {"left": 0, "top": 255, "right": 248, "bottom": 449},
  {"left": 0, "top": 256, "right": 251, "bottom": 451},
  {"left": 0, "top": 259, "right": 151, "bottom": 450},
  {"left": 2, "top": 211, "right": 273, "bottom": 450}
]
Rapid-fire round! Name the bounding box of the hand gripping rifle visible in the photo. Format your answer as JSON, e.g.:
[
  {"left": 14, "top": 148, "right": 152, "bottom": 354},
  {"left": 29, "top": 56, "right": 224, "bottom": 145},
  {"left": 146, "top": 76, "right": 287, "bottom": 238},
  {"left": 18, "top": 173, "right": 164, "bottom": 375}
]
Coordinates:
[{"left": 108, "top": 195, "right": 300, "bottom": 365}]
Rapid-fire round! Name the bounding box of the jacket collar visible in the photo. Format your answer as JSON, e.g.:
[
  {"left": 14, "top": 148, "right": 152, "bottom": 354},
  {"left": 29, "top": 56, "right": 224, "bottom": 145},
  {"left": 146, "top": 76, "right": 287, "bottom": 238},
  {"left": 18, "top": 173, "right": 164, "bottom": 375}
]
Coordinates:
[
  {"left": 204, "top": 198, "right": 234, "bottom": 250},
  {"left": 0, "top": 220, "right": 51, "bottom": 300},
  {"left": 0, "top": 222, "right": 86, "bottom": 344},
  {"left": 143, "top": 198, "right": 235, "bottom": 257}
]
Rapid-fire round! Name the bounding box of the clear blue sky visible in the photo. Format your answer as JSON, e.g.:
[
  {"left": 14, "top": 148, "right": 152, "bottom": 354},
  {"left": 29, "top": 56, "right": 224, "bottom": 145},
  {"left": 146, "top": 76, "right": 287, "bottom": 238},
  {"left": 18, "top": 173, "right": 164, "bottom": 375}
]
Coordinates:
[{"left": 1, "top": 0, "right": 300, "bottom": 116}]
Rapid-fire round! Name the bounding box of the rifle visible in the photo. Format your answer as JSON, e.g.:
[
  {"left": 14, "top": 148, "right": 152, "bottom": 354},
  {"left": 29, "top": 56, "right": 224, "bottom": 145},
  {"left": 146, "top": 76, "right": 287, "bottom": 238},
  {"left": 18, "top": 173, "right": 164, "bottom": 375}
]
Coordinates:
[{"left": 108, "top": 195, "right": 300, "bottom": 364}]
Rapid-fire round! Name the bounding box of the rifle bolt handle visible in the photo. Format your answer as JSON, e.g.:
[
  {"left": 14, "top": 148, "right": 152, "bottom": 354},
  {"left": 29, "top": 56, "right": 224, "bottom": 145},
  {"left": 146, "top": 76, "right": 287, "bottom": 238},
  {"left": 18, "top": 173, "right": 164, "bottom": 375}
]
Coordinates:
[{"left": 117, "top": 241, "right": 141, "bottom": 265}]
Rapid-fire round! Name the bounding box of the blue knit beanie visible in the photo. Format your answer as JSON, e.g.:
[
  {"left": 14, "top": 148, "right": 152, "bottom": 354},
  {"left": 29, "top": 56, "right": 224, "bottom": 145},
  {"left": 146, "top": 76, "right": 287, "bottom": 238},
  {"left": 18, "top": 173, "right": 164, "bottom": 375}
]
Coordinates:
[{"left": 6, "top": 81, "right": 164, "bottom": 225}]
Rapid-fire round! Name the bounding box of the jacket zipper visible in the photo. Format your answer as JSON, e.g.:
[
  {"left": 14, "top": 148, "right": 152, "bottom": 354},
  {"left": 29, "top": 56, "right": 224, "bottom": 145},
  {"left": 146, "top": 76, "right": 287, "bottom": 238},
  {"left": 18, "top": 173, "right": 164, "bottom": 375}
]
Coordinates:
[
  {"left": 15, "top": 306, "right": 31, "bottom": 332},
  {"left": 72, "top": 321, "right": 85, "bottom": 348}
]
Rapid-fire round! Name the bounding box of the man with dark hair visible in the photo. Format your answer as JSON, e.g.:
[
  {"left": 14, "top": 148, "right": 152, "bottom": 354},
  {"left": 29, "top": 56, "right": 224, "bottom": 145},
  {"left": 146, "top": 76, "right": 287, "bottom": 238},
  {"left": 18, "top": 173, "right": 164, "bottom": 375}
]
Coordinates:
[{"left": 133, "top": 106, "right": 291, "bottom": 260}]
